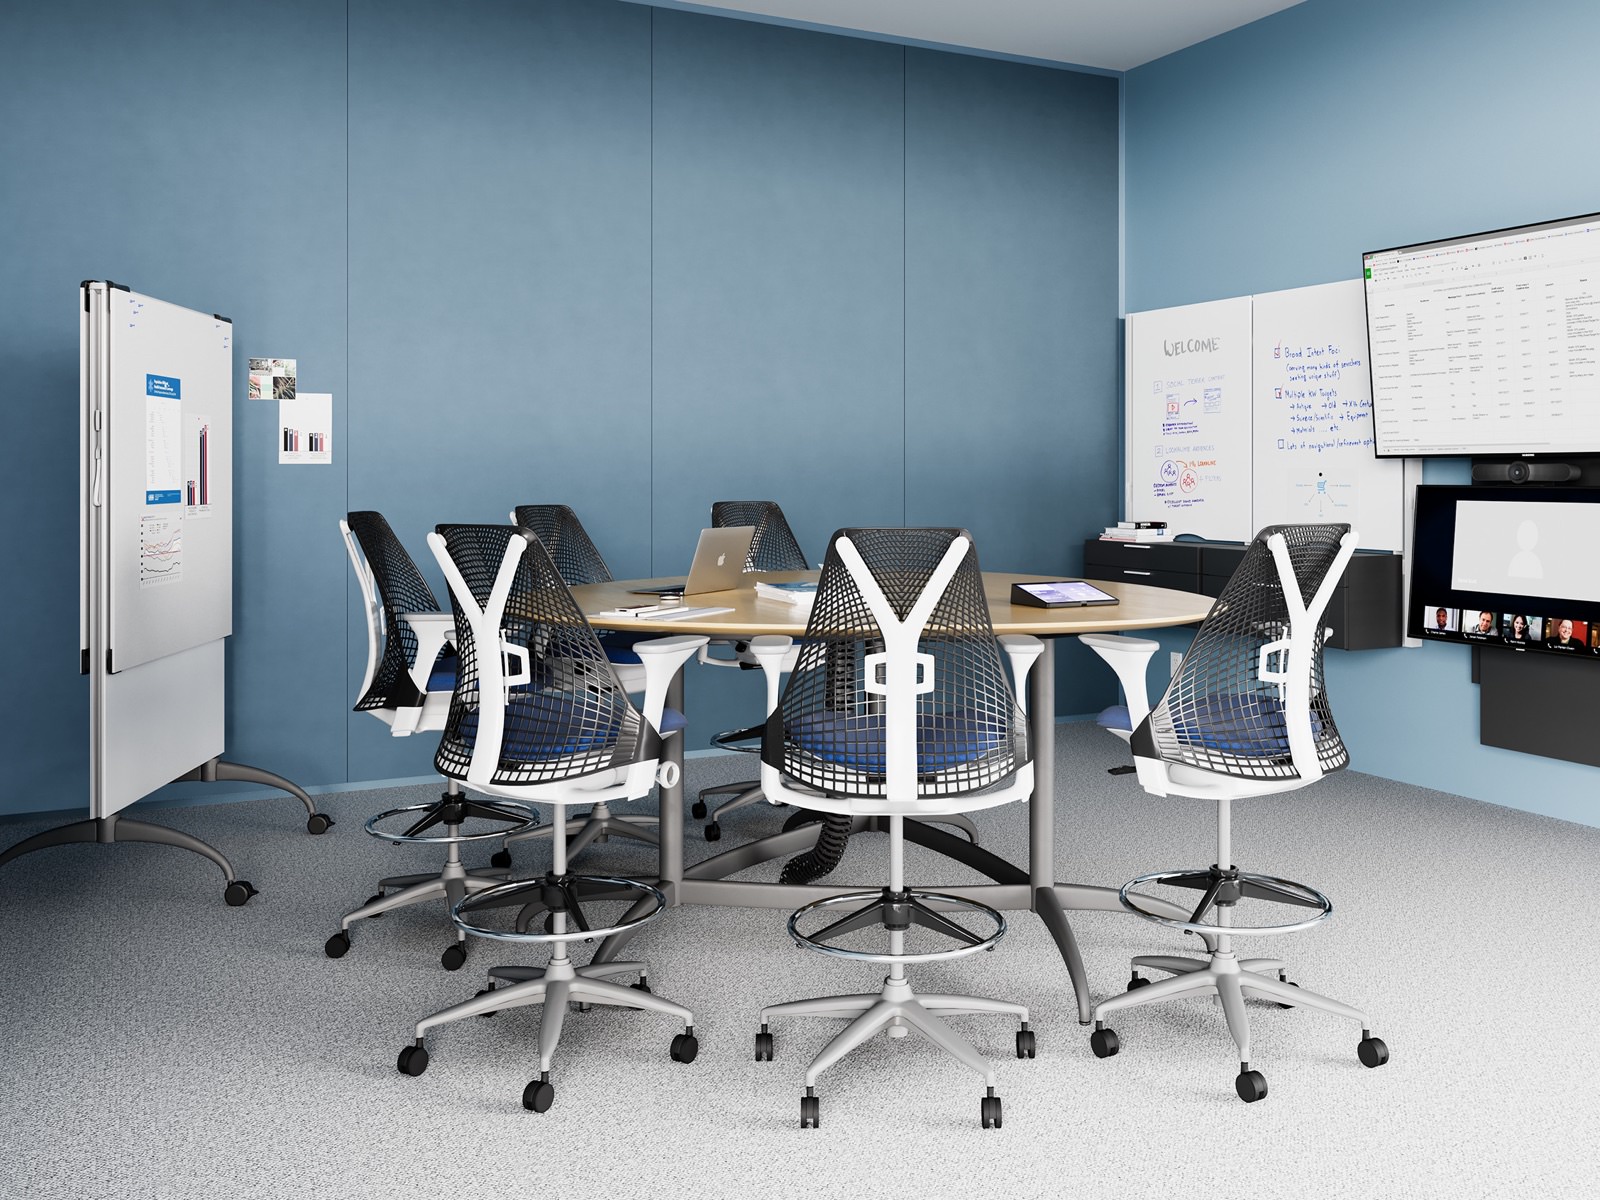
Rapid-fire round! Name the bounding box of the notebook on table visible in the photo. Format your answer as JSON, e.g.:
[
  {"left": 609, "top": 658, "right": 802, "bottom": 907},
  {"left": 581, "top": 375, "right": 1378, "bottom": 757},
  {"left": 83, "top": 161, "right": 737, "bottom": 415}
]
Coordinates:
[{"left": 629, "top": 526, "right": 756, "bottom": 597}]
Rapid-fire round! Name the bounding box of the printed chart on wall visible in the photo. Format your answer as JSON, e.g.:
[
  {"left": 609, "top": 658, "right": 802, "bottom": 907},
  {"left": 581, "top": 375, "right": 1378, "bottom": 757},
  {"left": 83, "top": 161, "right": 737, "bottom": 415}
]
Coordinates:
[
  {"left": 1251, "top": 279, "right": 1409, "bottom": 550},
  {"left": 279, "top": 393, "right": 332, "bottom": 464},
  {"left": 1124, "top": 296, "right": 1253, "bottom": 540}
]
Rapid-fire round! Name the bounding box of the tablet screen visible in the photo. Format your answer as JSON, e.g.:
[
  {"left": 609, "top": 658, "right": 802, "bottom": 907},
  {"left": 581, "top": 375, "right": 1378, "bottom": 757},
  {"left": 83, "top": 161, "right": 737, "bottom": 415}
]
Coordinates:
[{"left": 1014, "top": 581, "right": 1117, "bottom": 605}]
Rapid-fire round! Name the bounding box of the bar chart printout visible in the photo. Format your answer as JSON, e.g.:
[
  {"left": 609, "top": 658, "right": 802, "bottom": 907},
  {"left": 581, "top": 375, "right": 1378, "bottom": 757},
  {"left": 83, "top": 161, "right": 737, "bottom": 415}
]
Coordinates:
[
  {"left": 185, "top": 414, "right": 212, "bottom": 517},
  {"left": 278, "top": 393, "right": 332, "bottom": 465}
]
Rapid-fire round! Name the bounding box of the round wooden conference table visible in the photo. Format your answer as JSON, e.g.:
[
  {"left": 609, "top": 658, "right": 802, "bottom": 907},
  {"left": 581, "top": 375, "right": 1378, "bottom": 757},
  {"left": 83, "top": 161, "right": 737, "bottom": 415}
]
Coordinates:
[{"left": 570, "top": 570, "right": 1215, "bottom": 1022}]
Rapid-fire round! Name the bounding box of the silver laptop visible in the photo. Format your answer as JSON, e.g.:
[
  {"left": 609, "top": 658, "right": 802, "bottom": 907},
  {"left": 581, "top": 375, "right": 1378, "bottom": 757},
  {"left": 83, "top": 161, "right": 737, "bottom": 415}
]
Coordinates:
[{"left": 630, "top": 526, "right": 756, "bottom": 596}]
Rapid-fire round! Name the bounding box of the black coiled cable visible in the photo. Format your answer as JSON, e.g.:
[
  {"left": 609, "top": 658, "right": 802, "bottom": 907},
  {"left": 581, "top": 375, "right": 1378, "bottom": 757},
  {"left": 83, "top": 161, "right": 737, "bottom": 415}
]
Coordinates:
[{"left": 778, "top": 812, "right": 852, "bottom": 885}]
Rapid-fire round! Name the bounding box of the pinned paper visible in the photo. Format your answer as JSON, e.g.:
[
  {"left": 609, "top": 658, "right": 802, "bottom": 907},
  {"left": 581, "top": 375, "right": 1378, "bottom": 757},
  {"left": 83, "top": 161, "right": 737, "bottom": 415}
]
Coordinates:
[
  {"left": 248, "top": 357, "right": 296, "bottom": 400},
  {"left": 279, "top": 392, "right": 332, "bottom": 464}
]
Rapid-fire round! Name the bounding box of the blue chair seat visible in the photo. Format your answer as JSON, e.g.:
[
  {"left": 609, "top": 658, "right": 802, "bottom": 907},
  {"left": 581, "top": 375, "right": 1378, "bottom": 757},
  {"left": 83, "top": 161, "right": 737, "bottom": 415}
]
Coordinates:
[
  {"left": 597, "top": 630, "right": 649, "bottom": 666},
  {"left": 426, "top": 648, "right": 459, "bottom": 694},
  {"left": 788, "top": 710, "right": 1004, "bottom": 773},
  {"left": 459, "top": 693, "right": 685, "bottom": 761},
  {"left": 1172, "top": 694, "right": 1321, "bottom": 758},
  {"left": 1097, "top": 703, "right": 1131, "bottom": 733}
]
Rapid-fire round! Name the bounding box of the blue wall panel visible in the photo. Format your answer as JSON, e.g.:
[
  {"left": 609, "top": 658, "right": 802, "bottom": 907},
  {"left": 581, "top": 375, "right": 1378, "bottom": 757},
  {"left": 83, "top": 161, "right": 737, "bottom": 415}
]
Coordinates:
[
  {"left": 0, "top": 0, "right": 1123, "bottom": 816},
  {"left": 1125, "top": 0, "right": 1600, "bottom": 825},
  {"left": 347, "top": 0, "right": 653, "bottom": 782},
  {"left": 905, "top": 51, "right": 1121, "bottom": 719},
  {"left": 650, "top": 12, "right": 906, "bottom": 741},
  {"left": 0, "top": 0, "right": 348, "bottom": 814}
]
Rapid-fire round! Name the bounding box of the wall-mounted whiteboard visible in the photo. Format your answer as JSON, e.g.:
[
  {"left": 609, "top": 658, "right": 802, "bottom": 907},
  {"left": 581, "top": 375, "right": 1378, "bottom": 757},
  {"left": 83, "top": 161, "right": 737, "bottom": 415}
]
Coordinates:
[
  {"left": 1252, "top": 280, "right": 1409, "bottom": 551},
  {"left": 1124, "top": 296, "right": 1253, "bottom": 540},
  {"left": 1125, "top": 279, "right": 1413, "bottom": 551}
]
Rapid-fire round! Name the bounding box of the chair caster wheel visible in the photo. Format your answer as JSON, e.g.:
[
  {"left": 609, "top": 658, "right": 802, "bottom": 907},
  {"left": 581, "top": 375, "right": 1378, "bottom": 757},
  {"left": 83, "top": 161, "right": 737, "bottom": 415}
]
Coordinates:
[
  {"left": 1127, "top": 972, "right": 1150, "bottom": 991},
  {"left": 690, "top": 800, "right": 708, "bottom": 820},
  {"left": 441, "top": 944, "right": 467, "bottom": 971},
  {"left": 1357, "top": 1035, "right": 1390, "bottom": 1068},
  {"left": 396, "top": 1044, "right": 429, "bottom": 1076},
  {"left": 306, "top": 813, "right": 334, "bottom": 835},
  {"left": 1277, "top": 980, "right": 1300, "bottom": 1009},
  {"left": 224, "top": 881, "right": 256, "bottom": 907},
  {"left": 1090, "top": 1027, "right": 1120, "bottom": 1058},
  {"left": 981, "top": 1094, "right": 1003, "bottom": 1129},
  {"left": 523, "top": 1080, "right": 555, "bottom": 1112},
  {"left": 365, "top": 892, "right": 385, "bottom": 915},
  {"left": 704, "top": 823, "right": 722, "bottom": 843},
  {"left": 490, "top": 849, "right": 512, "bottom": 870},
  {"left": 670, "top": 1032, "right": 699, "bottom": 1063},
  {"left": 475, "top": 988, "right": 498, "bottom": 1017},
  {"left": 755, "top": 1030, "right": 774, "bottom": 1061},
  {"left": 1015, "top": 1029, "right": 1036, "bottom": 1059},
  {"left": 630, "top": 977, "right": 652, "bottom": 994},
  {"left": 800, "top": 1094, "right": 820, "bottom": 1129},
  {"left": 1235, "top": 1068, "right": 1268, "bottom": 1102},
  {"left": 324, "top": 931, "right": 351, "bottom": 959}
]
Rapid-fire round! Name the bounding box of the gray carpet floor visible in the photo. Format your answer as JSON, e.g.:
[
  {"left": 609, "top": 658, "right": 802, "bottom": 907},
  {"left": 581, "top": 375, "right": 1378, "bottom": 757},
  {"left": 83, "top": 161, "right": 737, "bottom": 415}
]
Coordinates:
[{"left": 2, "top": 723, "right": 1597, "bottom": 1200}]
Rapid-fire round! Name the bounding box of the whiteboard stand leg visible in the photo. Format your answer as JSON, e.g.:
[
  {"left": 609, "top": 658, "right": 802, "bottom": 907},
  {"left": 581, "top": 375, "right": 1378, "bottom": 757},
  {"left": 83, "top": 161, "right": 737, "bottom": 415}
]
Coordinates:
[
  {"left": 0, "top": 819, "right": 101, "bottom": 869},
  {"left": 0, "top": 813, "right": 255, "bottom": 907},
  {"left": 174, "top": 756, "right": 331, "bottom": 835}
]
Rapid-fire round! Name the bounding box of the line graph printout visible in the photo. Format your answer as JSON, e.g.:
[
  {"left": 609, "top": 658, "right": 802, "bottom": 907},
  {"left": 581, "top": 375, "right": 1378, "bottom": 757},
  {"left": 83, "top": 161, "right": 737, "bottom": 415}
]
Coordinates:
[{"left": 139, "top": 514, "right": 183, "bottom": 588}]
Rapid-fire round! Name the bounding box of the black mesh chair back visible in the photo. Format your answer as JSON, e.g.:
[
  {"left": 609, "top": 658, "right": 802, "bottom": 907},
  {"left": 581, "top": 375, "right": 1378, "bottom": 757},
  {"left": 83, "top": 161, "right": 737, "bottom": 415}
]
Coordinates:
[
  {"left": 712, "top": 500, "right": 808, "bottom": 572},
  {"left": 1136, "top": 523, "right": 1351, "bottom": 782},
  {"left": 512, "top": 504, "right": 614, "bottom": 587},
  {"left": 763, "top": 527, "right": 1029, "bottom": 801},
  {"left": 347, "top": 510, "right": 443, "bottom": 713},
  {"left": 432, "top": 524, "right": 657, "bottom": 788}
]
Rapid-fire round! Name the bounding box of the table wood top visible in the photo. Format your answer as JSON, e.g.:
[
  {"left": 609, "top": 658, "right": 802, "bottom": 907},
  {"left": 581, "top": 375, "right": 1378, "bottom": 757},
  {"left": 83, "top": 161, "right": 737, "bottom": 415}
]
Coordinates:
[{"left": 573, "top": 571, "right": 1213, "bottom": 637}]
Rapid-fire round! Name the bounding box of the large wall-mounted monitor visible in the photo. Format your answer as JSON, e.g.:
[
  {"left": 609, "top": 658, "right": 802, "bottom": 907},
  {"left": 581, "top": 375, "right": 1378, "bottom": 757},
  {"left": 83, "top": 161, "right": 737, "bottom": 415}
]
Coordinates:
[
  {"left": 1409, "top": 484, "right": 1600, "bottom": 657},
  {"left": 1363, "top": 212, "right": 1600, "bottom": 458}
]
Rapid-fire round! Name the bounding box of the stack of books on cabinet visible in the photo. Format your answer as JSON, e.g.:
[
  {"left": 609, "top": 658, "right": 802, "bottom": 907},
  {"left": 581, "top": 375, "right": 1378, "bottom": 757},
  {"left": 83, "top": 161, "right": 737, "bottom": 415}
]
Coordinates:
[{"left": 1098, "top": 520, "right": 1172, "bottom": 542}]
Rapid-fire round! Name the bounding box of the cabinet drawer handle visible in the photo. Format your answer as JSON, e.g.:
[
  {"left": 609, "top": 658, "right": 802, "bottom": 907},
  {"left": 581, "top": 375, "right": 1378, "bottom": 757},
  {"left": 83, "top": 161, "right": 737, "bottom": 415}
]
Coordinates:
[{"left": 1123, "top": 569, "right": 1152, "bottom": 577}]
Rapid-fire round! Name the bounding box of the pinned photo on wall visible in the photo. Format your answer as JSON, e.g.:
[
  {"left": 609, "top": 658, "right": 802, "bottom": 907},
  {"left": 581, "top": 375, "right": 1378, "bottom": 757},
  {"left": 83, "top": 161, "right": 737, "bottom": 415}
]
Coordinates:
[
  {"left": 248, "top": 357, "right": 296, "bottom": 400},
  {"left": 279, "top": 392, "right": 332, "bottom": 464}
]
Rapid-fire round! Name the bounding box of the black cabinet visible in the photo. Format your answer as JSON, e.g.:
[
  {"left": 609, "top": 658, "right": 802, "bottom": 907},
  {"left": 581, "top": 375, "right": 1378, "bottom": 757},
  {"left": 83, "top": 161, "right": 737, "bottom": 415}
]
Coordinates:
[{"left": 1082, "top": 538, "right": 1403, "bottom": 650}]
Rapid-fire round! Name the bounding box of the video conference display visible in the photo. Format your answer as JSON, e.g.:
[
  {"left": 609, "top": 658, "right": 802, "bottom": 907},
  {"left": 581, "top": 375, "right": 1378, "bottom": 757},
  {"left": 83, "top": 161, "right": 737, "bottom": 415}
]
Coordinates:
[{"left": 1411, "top": 485, "right": 1600, "bottom": 658}]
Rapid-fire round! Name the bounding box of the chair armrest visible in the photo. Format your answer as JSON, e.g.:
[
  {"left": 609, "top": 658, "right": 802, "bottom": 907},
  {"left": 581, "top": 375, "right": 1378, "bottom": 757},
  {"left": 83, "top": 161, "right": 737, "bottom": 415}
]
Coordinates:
[
  {"left": 998, "top": 635, "right": 1044, "bottom": 713},
  {"left": 1080, "top": 633, "right": 1158, "bottom": 733},
  {"left": 747, "top": 635, "right": 794, "bottom": 715},
  {"left": 633, "top": 635, "right": 710, "bottom": 733},
  {"left": 397, "top": 610, "right": 456, "bottom": 693}
]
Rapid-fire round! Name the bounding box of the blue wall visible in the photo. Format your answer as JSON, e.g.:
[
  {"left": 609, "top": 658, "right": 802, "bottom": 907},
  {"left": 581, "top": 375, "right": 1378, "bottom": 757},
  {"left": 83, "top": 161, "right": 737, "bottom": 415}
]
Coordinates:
[
  {"left": 0, "top": 0, "right": 1121, "bottom": 816},
  {"left": 1125, "top": 0, "right": 1600, "bottom": 826}
]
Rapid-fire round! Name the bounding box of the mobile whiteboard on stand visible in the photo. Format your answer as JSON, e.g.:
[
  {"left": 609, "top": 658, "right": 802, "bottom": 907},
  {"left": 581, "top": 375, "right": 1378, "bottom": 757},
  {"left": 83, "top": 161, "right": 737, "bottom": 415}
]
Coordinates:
[{"left": 0, "top": 283, "right": 327, "bottom": 906}]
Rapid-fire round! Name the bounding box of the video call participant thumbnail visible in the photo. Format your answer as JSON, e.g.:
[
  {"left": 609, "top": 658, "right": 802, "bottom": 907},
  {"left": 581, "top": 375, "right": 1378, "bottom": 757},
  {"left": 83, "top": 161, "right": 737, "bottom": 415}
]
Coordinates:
[
  {"left": 1503, "top": 614, "right": 1541, "bottom": 643},
  {"left": 1466, "top": 609, "right": 1498, "bottom": 638},
  {"left": 1426, "top": 605, "right": 1458, "bottom": 634},
  {"left": 1546, "top": 618, "right": 1588, "bottom": 650}
]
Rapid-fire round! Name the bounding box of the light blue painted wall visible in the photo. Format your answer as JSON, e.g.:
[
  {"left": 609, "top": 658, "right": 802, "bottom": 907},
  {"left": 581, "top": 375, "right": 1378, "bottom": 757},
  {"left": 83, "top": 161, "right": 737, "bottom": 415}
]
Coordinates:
[
  {"left": 1125, "top": 0, "right": 1600, "bottom": 826},
  {"left": 0, "top": 0, "right": 1121, "bottom": 818},
  {"left": 0, "top": 0, "right": 349, "bottom": 814}
]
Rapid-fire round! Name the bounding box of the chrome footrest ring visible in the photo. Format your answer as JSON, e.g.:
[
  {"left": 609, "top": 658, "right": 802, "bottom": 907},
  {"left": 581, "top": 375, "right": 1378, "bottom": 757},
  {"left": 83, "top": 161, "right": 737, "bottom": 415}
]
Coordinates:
[
  {"left": 1119, "top": 868, "right": 1332, "bottom": 936},
  {"left": 787, "top": 888, "right": 1007, "bottom": 964},
  {"left": 362, "top": 802, "right": 539, "bottom": 845},
  {"left": 452, "top": 875, "right": 666, "bottom": 944}
]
